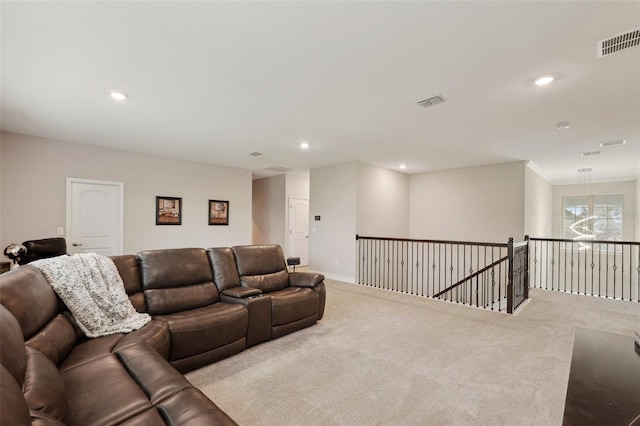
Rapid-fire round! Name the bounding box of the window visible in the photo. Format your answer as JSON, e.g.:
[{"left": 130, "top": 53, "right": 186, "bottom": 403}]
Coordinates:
[{"left": 562, "top": 194, "right": 623, "bottom": 248}]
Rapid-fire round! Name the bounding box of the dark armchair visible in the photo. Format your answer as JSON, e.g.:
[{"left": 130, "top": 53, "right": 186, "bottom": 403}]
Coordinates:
[{"left": 18, "top": 237, "right": 68, "bottom": 265}]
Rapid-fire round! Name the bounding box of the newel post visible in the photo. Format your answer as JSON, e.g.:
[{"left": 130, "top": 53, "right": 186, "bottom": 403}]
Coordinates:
[
  {"left": 507, "top": 237, "right": 514, "bottom": 314},
  {"left": 524, "top": 235, "right": 530, "bottom": 300}
]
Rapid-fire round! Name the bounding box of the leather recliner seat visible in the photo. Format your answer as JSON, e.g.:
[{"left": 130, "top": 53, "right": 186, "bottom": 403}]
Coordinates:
[
  {"left": 210, "top": 245, "right": 326, "bottom": 340},
  {"left": 136, "top": 248, "right": 248, "bottom": 373}
]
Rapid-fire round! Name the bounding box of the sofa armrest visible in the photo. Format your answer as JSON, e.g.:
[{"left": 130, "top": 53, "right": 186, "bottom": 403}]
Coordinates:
[
  {"left": 289, "top": 272, "right": 325, "bottom": 288},
  {"left": 221, "top": 286, "right": 262, "bottom": 298}
]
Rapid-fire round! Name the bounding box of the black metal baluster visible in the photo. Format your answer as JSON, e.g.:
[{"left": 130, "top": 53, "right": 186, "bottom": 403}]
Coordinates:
[
  {"left": 436, "top": 243, "right": 440, "bottom": 296},
  {"left": 598, "top": 242, "right": 602, "bottom": 297},
  {"left": 420, "top": 242, "right": 424, "bottom": 297},
  {"left": 590, "top": 243, "right": 595, "bottom": 296},
  {"left": 613, "top": 243, "right": 618, "bottom": 299},
  {"left": 621, "top": 244, "right": 624, "bottom": 300},
  {"left": 606, "top": 243, "right": 609, "bottom": 298}
]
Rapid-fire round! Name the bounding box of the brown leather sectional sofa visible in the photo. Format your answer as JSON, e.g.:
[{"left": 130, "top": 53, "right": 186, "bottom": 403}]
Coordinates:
[{"left": 0, "top": 244, "right": 326, "bottom": 425}]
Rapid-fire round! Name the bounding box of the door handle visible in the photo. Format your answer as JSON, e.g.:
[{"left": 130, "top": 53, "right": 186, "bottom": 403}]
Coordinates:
[{"left": 72, "top": 243, "right": 83, "bottom": 247}]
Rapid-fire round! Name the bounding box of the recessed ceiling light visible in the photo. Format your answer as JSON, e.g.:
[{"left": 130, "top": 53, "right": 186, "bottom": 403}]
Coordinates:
[
  {"left": 577, "top": 168, "right": 592, "bottom": 173},
  {"left": 534, "top": 76, "right": 554, "bottom": 86},
  {"left": 557, "top": 122, "right": 571, "bottom": 130},
  {"left": 399, "top": 164, "right": 407, "bottom": 170},
  {"left": 299, "top": 142, "right": 309, "bottom": 149},
  {"left": 600, "top": 139, "right": 626, "bottom": 147},
  {"left": 110, "top": 91, "right": 129, "bottom": 101}
]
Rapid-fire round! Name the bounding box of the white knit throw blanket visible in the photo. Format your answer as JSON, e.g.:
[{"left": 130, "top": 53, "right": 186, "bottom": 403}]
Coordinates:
[{"left": 31, "top": 253, "right": 151, "bottom": 338}]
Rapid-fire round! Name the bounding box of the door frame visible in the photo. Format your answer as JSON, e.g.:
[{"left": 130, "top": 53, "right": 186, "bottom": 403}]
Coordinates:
[{"left": 66, "top": 177, "right": 125, "bottom": 255}]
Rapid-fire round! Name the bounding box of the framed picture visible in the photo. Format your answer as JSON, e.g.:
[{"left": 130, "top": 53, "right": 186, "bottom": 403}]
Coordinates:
[
  {"left": 209, "top": 200, "right": 229, "bottom": 225},
  {"left": 156, "top": 196, "right": 182, "bottom": 225}
]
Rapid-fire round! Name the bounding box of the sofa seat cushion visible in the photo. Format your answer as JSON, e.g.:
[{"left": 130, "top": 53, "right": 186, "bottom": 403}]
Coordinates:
[
  {"left": 58, "top": 334, "right": 123, "bottom": 372},
  {"left": 115, "top": 343, "right": 235, "bottom": 424},
  {"left": 155, "top": 303, "right": 247, "bottom": 361},
  {"left": 270, "top": 287, "right": 319, "bottom": 326},
  {"left": 61, "top": 353, "right": 153, "bottom": 426}
]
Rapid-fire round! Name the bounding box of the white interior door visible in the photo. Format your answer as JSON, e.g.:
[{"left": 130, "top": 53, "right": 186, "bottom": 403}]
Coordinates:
[
  {"left": 288, "top": 198, "right": 309, "bottom": 266},
  {"left": 67, "top": 178, "right": 124, "bottom": 256}
]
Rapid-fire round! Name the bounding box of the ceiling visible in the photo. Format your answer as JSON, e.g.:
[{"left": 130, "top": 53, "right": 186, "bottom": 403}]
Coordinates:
[{"left": 1, "top": 1, "right": 639, "bottom": 184}]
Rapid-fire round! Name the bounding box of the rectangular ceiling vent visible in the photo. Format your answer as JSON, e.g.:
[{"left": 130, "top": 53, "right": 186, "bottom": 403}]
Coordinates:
[
  {"left": 600, "top": 139, "right": 626, "bottom": 147},
  {"left": 263, "top": 166, "right": 291, "bottom": 173},
  {"left": 598, "top": 27, "right": 640, "bottom": 58},
  {"left": 417, "top": 95, "right": 445, "bottom": 108},
  {"left": 249, "top": 151, "right": 263, "bottom": 157},
  {"left": 581, "top": 151, "right": 603, "bottom": 157}
]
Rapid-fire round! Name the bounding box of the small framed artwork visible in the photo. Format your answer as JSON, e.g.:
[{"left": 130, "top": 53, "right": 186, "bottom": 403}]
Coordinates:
[
  {"left": 209, "top": 200, "right": 229, "bottom": 225},
  {"left": 156, "top": 196, "right": 182, "bottom": 225}
]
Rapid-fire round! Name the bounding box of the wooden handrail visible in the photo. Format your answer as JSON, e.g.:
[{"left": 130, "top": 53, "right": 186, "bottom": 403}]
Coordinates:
[
  {"left": 528, "top": 237, "right": 640, "bottom": 246},
  {"left": 433, "top": 255, "right": 508, "bottom": 298},
  {"left": 355, "top": 234, "right": 508, "bottom": 248}
]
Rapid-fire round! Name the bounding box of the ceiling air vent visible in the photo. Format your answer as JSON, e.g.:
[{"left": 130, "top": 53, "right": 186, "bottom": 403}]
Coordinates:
[
  {"left": 600, "top": 139, "right": 626, "bottom": 147},
  {"left": 249, "top": 152, "right": 263, "bottom": 157},
  {"left": 598, "top": 27, "right": 640, "bottom": 58},
  {"left": 417, "top": 95, "right": 445, "bottom": 108},
  {"left": 263, "top": 166, "right": 291, "bottom": 173},
  {"left": 581, "top": 151, "right": 603, "bottom": 157}
]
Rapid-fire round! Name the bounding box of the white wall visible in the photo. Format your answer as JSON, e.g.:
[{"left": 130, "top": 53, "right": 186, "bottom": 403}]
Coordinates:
[
  {"left": 0, "top": 132, "right": 252, "bottom": 257},
  {"left": 551, "top": 180, "right": 636, "bottom": 240},
  {"left": 524, "top": 163, "right": 552, "bottom": 238},
  {"left": 0, "top": 135, "right": 2, "bottom": 253},
  {"left": 356, "top": 162, "right": 409, "bottom": 238},
  {"left": 252, "top": 175, "right": 286, "bottom": 248},
  {"left": 409, "top": 161, "right": 526, "bottom": 243},
  {"left": 286, "top": 174, "right": 310, "bottom": 200},
  {"left": 309, "top": 163, "right": 357, "bottom": 282},
  {"left": 636, "top": 175, "right": 640, "bottom": 241}
]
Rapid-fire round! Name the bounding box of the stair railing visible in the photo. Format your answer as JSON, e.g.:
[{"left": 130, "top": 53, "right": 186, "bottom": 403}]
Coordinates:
[{"left": 355, "top": 235, "right": 528, "bottom": 313}]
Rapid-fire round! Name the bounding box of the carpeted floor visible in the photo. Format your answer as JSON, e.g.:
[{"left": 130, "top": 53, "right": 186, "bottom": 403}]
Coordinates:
[{"left": 186, "top": 280, "right": 639, "bottom": 425}]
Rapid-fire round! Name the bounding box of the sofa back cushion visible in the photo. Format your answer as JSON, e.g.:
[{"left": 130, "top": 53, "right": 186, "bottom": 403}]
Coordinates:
[
  {"left": 0, "top": 266, "right": 59, "bottom": 339},
  {"left": 23, "top": 347, "right": 69, "bottom": 423},
  {"left": 0, "top": 266, "right": 77, "bottom": 365},
  {"left": 0, "top": 305, "right": 27, "bottom": 387},
  {"left": 207, "top": 247, "right": 241, "bottom": 292},
  {"left": 232, "top": 245, "right": 289, "bottom": 293},
  {"left": 137, "top": 248, "right": 219, "bottom": 315},
  {"left": 111, "top": 254, "right": 146, "bottom": 313}
]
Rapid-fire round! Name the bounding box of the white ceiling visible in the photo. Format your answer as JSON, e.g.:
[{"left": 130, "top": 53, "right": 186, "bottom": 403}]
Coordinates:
[{"left": 1, "top": 1, "right": 639, "bottom": 184}]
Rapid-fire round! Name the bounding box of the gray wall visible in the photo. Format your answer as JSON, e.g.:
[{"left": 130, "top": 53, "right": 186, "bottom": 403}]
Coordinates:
[
  {"left": 409, "top": 161, "right": 527, "bottom": 243},
  {"left": 637, "top": 175, "right": 640, "bottom": 241},
  {"left": 1, "top": 132, "right": 253, "bottom": 257},
  {"left": 524, "top": 163, "right": 553, "bottom": 238},
  {"left": 252, "top": 175, "right": 286, "bottom": 248},
  {"left": 309, "top": 163, "right": 357, "bottom": 282},
  {"left": 356, "top": 162, "right": 409, "bottom": 238}
]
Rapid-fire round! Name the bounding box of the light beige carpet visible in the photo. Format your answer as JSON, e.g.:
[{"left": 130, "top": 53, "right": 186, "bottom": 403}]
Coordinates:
[{"left": 186, "top": 281, "right": 639, "bottom": 425}]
